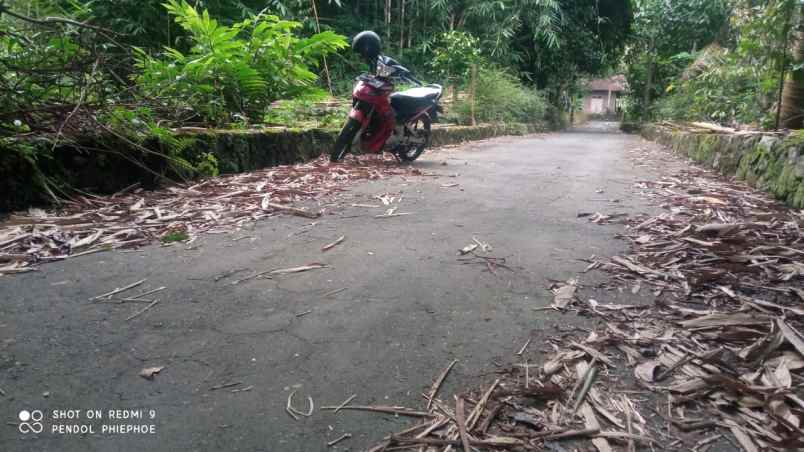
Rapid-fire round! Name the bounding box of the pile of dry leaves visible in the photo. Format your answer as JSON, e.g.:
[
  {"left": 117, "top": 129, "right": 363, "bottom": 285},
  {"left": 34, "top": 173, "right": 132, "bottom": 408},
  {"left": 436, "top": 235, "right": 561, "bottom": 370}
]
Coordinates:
[
  {"left": 0, "top": 155, "right": 421, "bottom": 275},
  {"left": 585, "top": 143, "right": 804, "bottom": 451},
  {"left": 337, "top": 142, "right": 803, "bottom": 451}
]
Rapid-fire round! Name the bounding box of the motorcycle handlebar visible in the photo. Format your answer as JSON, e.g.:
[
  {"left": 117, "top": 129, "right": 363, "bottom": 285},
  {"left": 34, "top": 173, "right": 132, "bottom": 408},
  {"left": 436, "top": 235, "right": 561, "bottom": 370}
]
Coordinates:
[
  {"left": 357, "top": 71, "right": 424, "bottom": 87},
  {"left": 401, "top": 73, "right": 422, "bottom": 86},
  {"left": 407, "top": 75, "right": 423, "bottom": 86}
]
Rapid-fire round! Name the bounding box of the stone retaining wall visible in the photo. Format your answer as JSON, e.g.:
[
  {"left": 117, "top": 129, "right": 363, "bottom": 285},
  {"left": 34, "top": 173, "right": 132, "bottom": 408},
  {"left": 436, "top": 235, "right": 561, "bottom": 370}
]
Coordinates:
[
  {"left": 1, "top": 122, "right": 548, "bottom": 212},
  {"left": 642, "top": 124, "right": 804, "bottom": 208},
  {"left": 184, "top": 122, "right": 547, "bottom": 174}
]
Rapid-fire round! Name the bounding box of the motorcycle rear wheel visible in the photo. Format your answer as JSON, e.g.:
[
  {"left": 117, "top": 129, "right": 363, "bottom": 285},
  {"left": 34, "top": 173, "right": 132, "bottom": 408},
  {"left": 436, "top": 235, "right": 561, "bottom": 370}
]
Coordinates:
[
  {"left": 397, "top": 116, "right": 431, "bottom": 162},
  {"left": 330, "top": 118, "right": 362, "bottom": 162}
]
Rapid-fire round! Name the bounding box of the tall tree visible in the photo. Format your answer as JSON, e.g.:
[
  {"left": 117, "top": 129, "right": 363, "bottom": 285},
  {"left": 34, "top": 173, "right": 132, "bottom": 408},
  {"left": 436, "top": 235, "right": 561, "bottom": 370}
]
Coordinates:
[
  {"left": 780, "top": 4, "right": 804, "bottom": 129},
  {"left": 625, "top": 0, "right": 730, "bottom": 120}
]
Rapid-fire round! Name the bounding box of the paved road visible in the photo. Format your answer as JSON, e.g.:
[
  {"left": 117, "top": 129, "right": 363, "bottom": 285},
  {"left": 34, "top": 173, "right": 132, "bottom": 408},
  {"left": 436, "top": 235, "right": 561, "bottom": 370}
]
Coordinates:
[{"left": 1, "top": 122, "right": 655, "bottom": 451}]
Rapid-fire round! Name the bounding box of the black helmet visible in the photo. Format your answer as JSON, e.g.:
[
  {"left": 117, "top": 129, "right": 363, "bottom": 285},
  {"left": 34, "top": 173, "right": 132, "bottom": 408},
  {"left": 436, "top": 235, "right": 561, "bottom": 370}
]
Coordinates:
[{"left": 352, "top": 30, "right": 381, "bottom": 62}]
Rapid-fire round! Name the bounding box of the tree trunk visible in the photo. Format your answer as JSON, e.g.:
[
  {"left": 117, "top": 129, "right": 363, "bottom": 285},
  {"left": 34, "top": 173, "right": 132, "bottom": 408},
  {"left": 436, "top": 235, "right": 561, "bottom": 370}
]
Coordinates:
[
  {"left": 570, "top": 101, "right": 575, "bottom": 125},
  {"left": 384, "top": 0, "right": 391, "bottom": 44},
  {"left": 642, "top": 37, "right": 656, "bottom": 121},
  {"left": 781, "top": 14, "right": 804, "bottom": 129},
  {"left": 310, "top": 0, "right": 332, "bottom": 95},
  {"left": 407, "top": 0, "right": 414, "bottom": 48},
  {"left": 470, "top": 64, "right": 477, "bottom": 126},
  {"left": 642, "top": 58, "right": 654, "bottom": 120},
  {"left": 399, "top": 0, "right": 405, "bottom": 49}
]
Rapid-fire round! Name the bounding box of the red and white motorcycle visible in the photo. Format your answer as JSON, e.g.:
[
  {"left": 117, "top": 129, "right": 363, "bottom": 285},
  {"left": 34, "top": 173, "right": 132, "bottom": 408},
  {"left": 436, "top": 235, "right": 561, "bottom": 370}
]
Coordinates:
[{"left": 330, "top": 31, "right": 443, "bottom": 162}]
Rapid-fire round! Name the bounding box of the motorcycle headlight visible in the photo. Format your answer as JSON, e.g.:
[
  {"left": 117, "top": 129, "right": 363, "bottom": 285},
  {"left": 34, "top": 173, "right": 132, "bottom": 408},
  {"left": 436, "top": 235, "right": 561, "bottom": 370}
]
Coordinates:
[{"left": 376, "top": 61, "right": 394, "bottom": 78}]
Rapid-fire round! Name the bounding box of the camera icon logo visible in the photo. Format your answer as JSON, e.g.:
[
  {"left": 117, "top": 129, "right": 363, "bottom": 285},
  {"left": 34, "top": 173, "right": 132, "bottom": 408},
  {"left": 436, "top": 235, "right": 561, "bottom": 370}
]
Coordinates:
[{"left": 18, "top": 410, "right": 44, "bottom": 434}]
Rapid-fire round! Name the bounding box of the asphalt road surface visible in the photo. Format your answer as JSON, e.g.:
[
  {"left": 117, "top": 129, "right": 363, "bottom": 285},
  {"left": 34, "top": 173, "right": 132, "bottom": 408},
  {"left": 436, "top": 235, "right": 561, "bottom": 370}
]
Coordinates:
[{"left": 1, "top": 122, "right": 658, "bottom": 451}]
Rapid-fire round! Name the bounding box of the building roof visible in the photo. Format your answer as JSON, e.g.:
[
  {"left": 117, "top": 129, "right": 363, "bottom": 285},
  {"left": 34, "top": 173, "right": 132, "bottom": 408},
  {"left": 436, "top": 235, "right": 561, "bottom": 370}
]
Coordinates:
[{"left": 588, "top": 75, "right": 627, "bottom": 92}]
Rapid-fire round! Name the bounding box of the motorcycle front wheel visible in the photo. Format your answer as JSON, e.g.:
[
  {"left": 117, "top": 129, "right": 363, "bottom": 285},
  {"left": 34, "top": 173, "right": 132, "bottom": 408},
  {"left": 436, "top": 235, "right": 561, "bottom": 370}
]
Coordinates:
[
  {"left": 330, "top": 118, "right": 362, "bottom": 162},
  {"left": 397, "top": 115, "right": 431, "bottom": 162}
]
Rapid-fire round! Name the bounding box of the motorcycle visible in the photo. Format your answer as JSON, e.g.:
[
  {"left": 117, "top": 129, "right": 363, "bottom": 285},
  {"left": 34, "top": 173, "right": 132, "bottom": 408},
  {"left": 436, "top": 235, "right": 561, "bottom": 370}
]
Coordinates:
[{"left": 330, "top": 33, "right": 443, "bottom": 163}]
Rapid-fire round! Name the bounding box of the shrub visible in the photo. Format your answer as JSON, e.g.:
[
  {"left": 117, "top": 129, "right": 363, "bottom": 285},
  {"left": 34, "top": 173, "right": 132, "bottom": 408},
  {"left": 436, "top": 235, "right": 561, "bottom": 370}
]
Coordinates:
[
  {"left": 429, "top": 31, "right": 481, "bottom": 93},
  {"left": 453, "top": 66, "right": 547, "bottom": 124},
  {"left": 133, "top": 0, "right": 348, "bottom": 125},
  {"left": 653, "top": 46, "right": 777, "bottom": 128}
]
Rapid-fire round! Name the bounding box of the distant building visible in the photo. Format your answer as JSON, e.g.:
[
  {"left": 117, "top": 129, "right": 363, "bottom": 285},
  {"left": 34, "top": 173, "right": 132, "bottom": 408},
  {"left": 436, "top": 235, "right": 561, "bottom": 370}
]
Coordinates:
[{"left": 583, "top": 75, "right": 627, "bottom": 117}]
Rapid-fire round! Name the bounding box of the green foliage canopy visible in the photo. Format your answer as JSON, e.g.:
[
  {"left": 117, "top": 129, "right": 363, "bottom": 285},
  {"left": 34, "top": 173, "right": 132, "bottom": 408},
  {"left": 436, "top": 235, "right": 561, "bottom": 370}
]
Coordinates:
[
  {"left": 623, "top": 0, "right": 731, "bottom": 120},
  {"left": 624, "top": 0, "right": 800, "bottom": 129}
]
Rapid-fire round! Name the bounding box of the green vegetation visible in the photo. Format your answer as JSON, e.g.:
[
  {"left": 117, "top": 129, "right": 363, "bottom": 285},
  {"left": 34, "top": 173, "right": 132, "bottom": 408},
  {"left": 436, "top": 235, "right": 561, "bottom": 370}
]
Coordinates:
[
  {"left": 3, "top": 0, "right": 799, "bottom": 212},
  {"left": 428, "top": 31, "right": 481, "bottom": 101},
  {"left": 624, "top": 0, "right": 802, "bottom": 130},
  {"left": 0, "top": 0, "right": 636, "bottom": 209},
  {"left": 134, "top": 0, "right": 347, "bottom": 125},
  {"left": 161, "top": 230, "right": 190, "bottom": 243},
  {"left": 263, "top": 90, "right": 350, "bottom": 129},
  {"left": 452, "top": 66, "right": 547, "bottom": 125}
]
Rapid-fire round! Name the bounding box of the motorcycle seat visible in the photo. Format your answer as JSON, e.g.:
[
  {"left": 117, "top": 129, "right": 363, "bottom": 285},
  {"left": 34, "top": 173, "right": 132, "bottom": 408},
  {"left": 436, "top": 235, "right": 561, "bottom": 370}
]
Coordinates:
[{"left": 391, "top": 86, "right": 442, "bottom": 115}]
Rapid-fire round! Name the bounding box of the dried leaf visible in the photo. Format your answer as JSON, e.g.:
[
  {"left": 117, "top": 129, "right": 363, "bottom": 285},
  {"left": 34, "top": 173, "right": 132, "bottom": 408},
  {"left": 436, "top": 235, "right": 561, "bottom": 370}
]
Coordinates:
[
  {"left": 777, "top": 319, "right": 804, "bottom": 357},
  {"left": 0, "top": 155, "right": 415, "bottom": 273},
  {"left": 139, "top": 366, "right": 164, "bottom": 380},
  {"left": 459, "top": 243, "right": 478, "bottom": 255},
  {"left": 689, "top": 196, "right": 727, "bottom": 205},
  {"left": 634, "top": 361, "right": 660, "bottom": 383},
  {"left": 552, "top": 278, "right": 577, "bottom": 309},
  {"left": 769, "top": 399, "right": 800, "bottom": 428},
  {"left": 678, "top": 313, "right": 770, "bottom": 328},
  {"left": 729, "top": 426, "right": 758, "bottom": 452},
  {"left": 738, "top": 321, "right": 784, "bottom": 362}
]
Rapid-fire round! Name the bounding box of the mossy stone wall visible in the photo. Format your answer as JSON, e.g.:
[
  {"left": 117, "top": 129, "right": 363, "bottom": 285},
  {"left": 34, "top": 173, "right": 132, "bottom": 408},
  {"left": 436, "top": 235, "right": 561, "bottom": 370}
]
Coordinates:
[
  {"left": 185, "top": 122, "right": 547, "bottom": 173},
  {"left": 642, "top": 125, "right": 803, "bottom": 208},
  {"left": 1, "top": 122, "right": 548, "bottom": 213}
]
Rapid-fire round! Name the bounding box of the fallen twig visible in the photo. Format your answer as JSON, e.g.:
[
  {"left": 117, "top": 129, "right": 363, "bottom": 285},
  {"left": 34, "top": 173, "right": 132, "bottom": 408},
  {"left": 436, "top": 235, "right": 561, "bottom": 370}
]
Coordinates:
[
  {"left": 323, "top": 287, "right": 347, "bottom": 297},
  {"left": 210, "top": 382, "right": 241, "bottom": 391},
  {"left": 426, "top": 359, "right": 458, "bottom": 410},
  {"left": 286, "top": 391, "right": 314, "bottom": 419},
  {"left": 125, "top": 299, "right": 159, "bottom": 321},
  {"left": 322, "top": 236, "right": 345, "bottom": 252},
  {"left": 327, "top": 433, "right": 352, "bottom": 447},
  {"left": 230, "top": 385, "right": 253, "bottom": 393},
  {"left": 286, "top": 391, "right": 300, "bottom": 420},
  {"left": 516, "top": 338, "right": 531, "bottom": 356},
  {"left": 90, "top": 279, "right": 146, "bottom": 301},
  {"left": 466, "top": 378, "right": 500, "bottom": 430},
  {"left": 455, "top": 396, "right": 472, "bottom": 452},
  {"left": 265, "top": 202, "right": 321, "bottom": 219},
  {"left": 478, "top": 403, "right": 501, "bottom": 434},
  {"left": 320, "top": 405, "right": 432, "bottom": 418},
  {"left": 390, "top": 436, "right": 521, "bottom": 448},
  {"left": 231, "top": 270, "right": 274, "bottom": 285},
  {"left": 374, "top": 212, "right": 413, "bottom": 218},
  {"left": 333, "top": 394, "right": 357, "bottom": 414},
  {"left": 540, "top": 428, "right": 600, "bottom": 441},
  {"left": 572, "top": 363, "right": 598, "bottom": 413},
  {"left": 128, "top": 286, "right": 166, "bottom": 300}
]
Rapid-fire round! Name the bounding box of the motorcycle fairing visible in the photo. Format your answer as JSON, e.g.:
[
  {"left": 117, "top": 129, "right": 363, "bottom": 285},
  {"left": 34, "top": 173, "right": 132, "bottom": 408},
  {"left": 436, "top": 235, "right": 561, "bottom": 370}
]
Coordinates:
[{"left": 348, "top": 79, "right": 396, "bottom": 153}]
